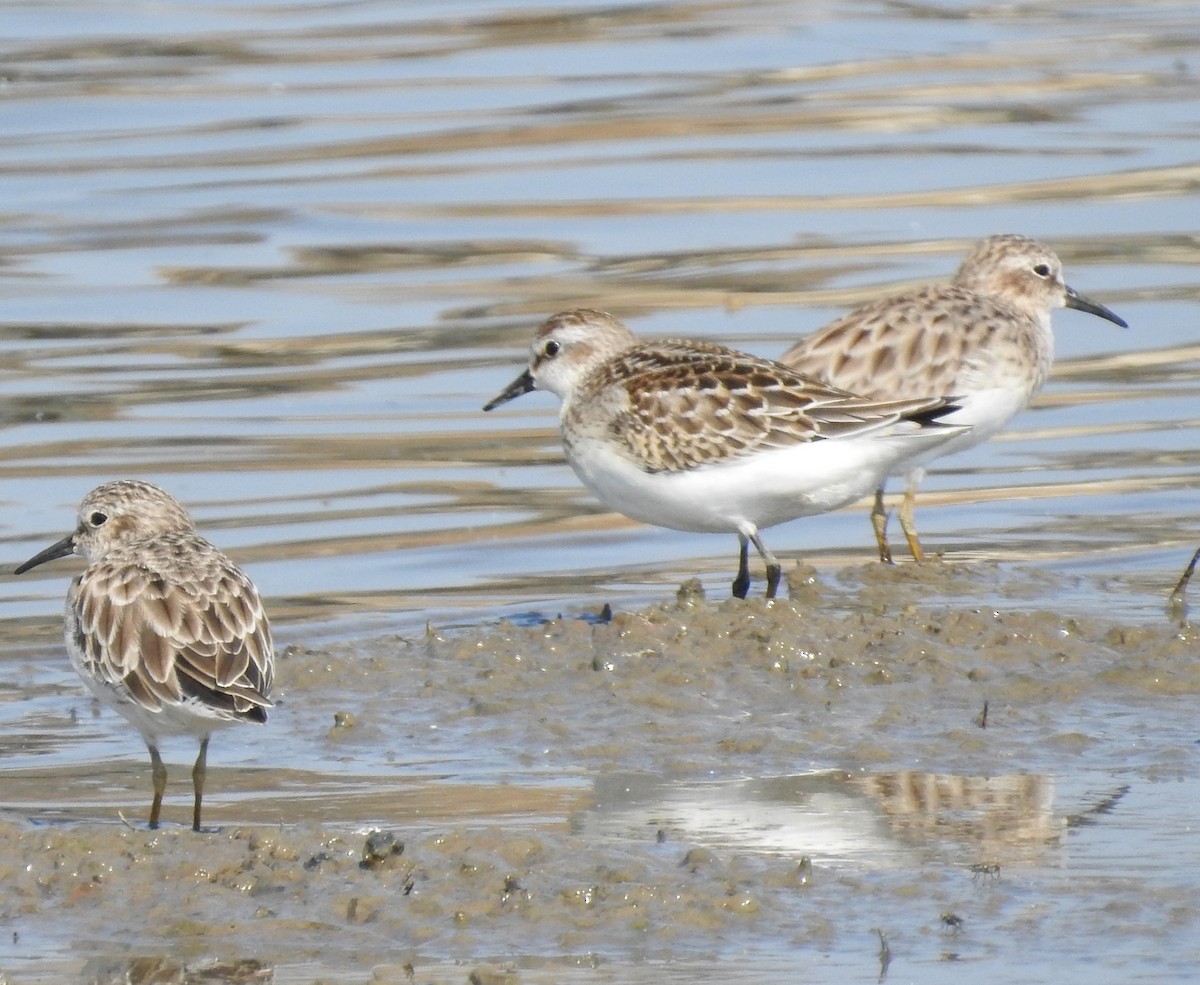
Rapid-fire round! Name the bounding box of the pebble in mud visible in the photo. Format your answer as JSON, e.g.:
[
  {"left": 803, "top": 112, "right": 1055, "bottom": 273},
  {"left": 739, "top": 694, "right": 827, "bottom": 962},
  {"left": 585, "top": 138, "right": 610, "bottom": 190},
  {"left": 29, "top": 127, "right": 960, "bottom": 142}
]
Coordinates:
[{"left": 361, "top": 830, "right": 405, "bottom": 870}]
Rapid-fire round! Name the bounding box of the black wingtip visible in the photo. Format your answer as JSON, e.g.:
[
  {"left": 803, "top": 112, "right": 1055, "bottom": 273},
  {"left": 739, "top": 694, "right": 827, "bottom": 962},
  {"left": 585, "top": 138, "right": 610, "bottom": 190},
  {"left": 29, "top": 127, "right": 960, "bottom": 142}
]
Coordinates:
[{"left": 908, "top": 398, "right": 964, "bottom": 427}]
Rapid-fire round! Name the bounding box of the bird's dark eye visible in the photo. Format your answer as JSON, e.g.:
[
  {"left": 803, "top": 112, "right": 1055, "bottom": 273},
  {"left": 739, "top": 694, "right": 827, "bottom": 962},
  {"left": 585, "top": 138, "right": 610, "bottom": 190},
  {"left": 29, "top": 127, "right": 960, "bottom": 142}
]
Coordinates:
[
  {"left": 543, "top": 340, "right": 561, "bottom": 358},
  {"left": 89, "top": 511, "right": 108, "bottom": 527},
  {"left": 1032, "top": 263, "right": 1052, "bottom": 278}
]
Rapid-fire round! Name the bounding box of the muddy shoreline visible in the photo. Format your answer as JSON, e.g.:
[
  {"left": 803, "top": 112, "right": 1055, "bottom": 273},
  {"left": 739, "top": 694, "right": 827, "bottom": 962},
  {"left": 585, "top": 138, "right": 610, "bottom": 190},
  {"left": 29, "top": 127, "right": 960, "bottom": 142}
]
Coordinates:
[{"left": 2, "top": 561, "right": 1198, "bottom": 982}]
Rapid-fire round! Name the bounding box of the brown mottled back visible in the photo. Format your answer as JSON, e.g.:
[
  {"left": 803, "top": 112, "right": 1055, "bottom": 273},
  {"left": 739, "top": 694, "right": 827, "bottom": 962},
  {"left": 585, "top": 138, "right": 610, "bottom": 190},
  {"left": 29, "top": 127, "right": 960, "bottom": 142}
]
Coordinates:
[{"left": 566, "top": 338, "right": 952, "bottom": 473}]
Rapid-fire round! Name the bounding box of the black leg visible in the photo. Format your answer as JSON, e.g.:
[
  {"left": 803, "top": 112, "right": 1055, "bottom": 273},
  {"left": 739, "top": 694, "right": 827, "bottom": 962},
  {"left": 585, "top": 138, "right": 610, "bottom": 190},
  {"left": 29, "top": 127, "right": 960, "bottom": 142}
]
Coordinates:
[
  {"left": 731, "top": 535, "right": 751, "bottom": 599},
  {"left": 191, "top": 735, "right": 210, "bottom": 832},
  {"left": 148, "top": 744, "right": 167, "bottom": 830},
  {"left": 1171, "top": 546, "right": 1200, "bottom": 601},
  {"left": 764, "top": 561, "right": 782, "bottom": 599},
  {"left": 747, "top": 529, "right": 783, "bottom": 600}
]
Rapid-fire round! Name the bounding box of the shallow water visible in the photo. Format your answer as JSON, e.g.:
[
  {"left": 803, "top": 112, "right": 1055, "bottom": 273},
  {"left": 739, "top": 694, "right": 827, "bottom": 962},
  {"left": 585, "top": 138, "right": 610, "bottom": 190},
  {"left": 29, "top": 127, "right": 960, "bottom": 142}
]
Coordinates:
[{"left": 1, "top": 0, "right": 1200, "bottom": 982}]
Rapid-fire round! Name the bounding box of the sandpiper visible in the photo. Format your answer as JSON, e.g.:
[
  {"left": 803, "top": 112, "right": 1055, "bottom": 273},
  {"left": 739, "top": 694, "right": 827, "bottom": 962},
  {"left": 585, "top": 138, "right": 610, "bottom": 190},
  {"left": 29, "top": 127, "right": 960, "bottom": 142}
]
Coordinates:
[
  {"left": 779, "top": 234, "right": 1127, "bottom": 562},
  {"left": 15, "top": 480, "right": 274, "bottom": 830},
  {"left": 484, "top": 309, "right": 967, "bottom": 598}
]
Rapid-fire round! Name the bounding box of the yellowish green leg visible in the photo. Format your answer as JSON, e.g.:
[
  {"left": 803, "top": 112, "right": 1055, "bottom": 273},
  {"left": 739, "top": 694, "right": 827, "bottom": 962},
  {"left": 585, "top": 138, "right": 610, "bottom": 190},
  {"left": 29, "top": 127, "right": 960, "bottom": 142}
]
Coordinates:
[
  {"left": 898, "top": 470, "right": 926, "bottom": 562},
  {"left": 870, "top": 488, "right": 894, "bottom": 565}
]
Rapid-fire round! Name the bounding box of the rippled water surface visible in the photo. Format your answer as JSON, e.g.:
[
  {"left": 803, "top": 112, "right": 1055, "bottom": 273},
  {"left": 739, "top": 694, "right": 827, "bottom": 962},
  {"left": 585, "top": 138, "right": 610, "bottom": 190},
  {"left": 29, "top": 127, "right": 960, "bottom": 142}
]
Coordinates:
[{"left": 2, "top": 1, "right": 1200, "bottom": 982}]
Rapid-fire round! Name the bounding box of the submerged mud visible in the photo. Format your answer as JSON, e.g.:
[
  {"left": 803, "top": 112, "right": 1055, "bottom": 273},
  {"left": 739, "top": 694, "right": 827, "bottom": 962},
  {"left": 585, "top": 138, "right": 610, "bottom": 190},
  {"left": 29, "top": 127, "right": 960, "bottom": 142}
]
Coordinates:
[{"left": 3, "top": 561, "right": 1199, "bottom": 983}]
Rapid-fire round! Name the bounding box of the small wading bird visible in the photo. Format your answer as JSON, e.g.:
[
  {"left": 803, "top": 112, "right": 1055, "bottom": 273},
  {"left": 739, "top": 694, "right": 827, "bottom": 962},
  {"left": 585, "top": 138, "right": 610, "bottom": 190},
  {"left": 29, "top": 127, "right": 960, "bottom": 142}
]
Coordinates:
[
  {"left": 779, "top": 234, "right": 1127, "bottom": 562},
  {"left": 15, "top": 480, "right": 274, "bottom": 831},
  {"left": 483, "top": 309, "right": 968, "bottom": 599}
]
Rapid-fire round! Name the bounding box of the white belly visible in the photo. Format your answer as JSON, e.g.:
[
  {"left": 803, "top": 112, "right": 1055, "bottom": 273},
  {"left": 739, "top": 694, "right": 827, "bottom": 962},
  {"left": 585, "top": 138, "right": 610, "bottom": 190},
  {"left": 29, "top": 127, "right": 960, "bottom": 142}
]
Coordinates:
[
  {"left": 567, "top": 426, "right": 962, "bottom": 535},
  {"left": 891, "top": 385, "right": 1031, "bottom": 476}
]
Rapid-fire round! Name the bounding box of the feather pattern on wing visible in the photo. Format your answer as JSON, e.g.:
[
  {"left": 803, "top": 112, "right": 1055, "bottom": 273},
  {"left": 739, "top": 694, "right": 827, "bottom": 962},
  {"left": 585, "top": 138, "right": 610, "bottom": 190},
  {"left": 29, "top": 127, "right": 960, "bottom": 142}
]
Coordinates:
[
  {"left": 779, "top": 284, "right": 1050, "bottom": 400},
  {"left": 566, "top": 339, "right": 953, "bottom": 473},
  {"left": 67, "top": 530, "right": 274, "bottom": 722}
]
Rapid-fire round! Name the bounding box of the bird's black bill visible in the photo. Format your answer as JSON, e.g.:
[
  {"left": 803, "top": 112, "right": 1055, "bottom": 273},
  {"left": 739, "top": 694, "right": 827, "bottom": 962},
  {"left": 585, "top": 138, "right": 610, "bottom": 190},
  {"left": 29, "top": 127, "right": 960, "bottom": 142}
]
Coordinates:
[
  {"left": 14, "top": 534, "right": 76, "bottom": 575},
  {"left": 483, "top": 369, "right": 536, "bottom": 412},
  {"left": 1065, "top": 286, "right": 1127, "bottom": 328}
]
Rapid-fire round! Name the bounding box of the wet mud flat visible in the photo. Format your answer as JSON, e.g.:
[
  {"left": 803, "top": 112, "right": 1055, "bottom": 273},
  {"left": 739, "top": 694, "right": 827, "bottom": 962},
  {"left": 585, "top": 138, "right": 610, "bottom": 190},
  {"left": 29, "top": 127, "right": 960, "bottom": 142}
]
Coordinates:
[{"left": 3, "top": 561, "right": 1199, "bottom": 983}]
